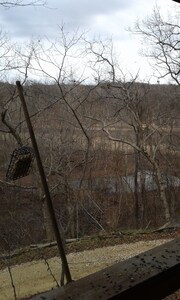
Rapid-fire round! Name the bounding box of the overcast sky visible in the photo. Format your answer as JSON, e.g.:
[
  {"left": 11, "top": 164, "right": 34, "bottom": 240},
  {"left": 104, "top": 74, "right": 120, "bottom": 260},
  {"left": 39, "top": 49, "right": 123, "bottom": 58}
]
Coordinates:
[{"left": 0, "top": 0, "right": 179, "bottom": 83}]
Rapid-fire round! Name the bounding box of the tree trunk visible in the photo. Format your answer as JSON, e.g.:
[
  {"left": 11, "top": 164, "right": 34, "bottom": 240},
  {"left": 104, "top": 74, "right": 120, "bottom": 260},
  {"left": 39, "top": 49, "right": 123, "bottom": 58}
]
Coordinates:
[
  {"left": 134, "top": 130, "right": 144, "bottom": 228},
  {"left": 142, "top": 150, "right": 171, "bottom": 224},
  {"left": 42, "top": 199, "right": 55, "bottom": 241},
  {"left": 155, "top": 167, "right": 171, "bottom": 223}
]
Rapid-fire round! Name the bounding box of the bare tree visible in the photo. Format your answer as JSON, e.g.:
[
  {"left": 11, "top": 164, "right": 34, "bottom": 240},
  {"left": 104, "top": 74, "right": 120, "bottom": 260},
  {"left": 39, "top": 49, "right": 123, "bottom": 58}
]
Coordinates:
[
  {"left": 0, "top": 27, "right": 101, "bottom": 241},
  {"left": 25, "top": 28, "right": 102, "bottom": 238},
  {"left": 132, "top": 7, "right": 180, "bottom": 85},
  {"left": 85, "top": 37, "right": 117, "bottom": 83},
  {"left": 102, "top": 88, "right": 174, "bottom": 224},
  {"left": 85, "top": 38, "right": 179, "bottom": 226}
]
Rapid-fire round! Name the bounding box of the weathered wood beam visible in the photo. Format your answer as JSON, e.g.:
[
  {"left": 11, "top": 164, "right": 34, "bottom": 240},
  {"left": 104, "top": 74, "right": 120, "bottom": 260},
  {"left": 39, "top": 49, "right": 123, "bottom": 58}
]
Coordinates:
[{"left": 30, "top": 238, "right": 180, "bottom": 300}]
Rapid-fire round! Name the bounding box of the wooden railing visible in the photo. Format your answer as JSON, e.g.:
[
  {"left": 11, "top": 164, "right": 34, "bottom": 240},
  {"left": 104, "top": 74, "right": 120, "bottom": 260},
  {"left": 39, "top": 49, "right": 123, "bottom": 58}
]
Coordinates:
[{"left": 30, "top": 238, "right": 180, "bottom": 300}]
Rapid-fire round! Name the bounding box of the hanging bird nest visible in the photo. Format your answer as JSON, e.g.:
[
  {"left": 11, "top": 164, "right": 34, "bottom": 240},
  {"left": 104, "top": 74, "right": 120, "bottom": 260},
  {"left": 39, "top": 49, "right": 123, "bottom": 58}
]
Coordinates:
[{"left": 6, "top": 146, "right": 34, "bottom": 181}]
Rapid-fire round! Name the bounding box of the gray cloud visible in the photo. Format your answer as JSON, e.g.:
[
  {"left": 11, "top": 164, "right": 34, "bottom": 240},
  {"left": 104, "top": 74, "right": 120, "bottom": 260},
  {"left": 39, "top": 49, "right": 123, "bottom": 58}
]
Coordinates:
[
  {"left": 0, "top": 0, "right": 175, "bottom": 82},
  {"left": 0, "top": 0, "right": 136, "bottom": 38},
  {"left": 58, "top": 0, "right": 134, "bottom": 19},
  {"left": 0, "top": 5, "right": 57, "bottom": 38}
]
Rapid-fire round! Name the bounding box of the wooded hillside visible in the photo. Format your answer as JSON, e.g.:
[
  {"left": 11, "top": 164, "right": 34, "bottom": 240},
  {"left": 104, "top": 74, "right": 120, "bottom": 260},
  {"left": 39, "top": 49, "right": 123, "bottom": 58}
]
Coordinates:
[{"left": 0, "top": 81, "right": 179, "bottom": 250}]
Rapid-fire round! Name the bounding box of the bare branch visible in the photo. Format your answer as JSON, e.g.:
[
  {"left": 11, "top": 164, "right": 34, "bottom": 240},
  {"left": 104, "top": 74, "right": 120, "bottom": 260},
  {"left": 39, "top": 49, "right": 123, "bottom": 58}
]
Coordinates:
[
  {"left": 131, "top": 7, "right": 180, "bottom": 84},
  {"left": 0, "top": 0, "right": 46, "bottom": 7}
]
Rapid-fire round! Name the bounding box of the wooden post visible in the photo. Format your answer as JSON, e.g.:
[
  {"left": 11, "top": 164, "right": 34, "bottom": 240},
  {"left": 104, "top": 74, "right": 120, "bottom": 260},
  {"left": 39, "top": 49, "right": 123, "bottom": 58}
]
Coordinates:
[{"left": 16, "top": 81, "right": 72, "bottom": 284}]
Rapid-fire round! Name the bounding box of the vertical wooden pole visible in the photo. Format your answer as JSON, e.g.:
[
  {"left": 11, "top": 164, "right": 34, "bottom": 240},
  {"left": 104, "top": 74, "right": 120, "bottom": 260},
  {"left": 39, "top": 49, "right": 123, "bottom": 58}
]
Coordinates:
[{"left": 16, "top": 81, "right": 72, "bottom": 284}]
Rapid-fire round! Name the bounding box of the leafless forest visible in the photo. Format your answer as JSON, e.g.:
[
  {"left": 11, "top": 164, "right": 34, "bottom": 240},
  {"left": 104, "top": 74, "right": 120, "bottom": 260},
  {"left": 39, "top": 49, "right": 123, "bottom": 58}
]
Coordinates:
[
  {"left": 0, "top": 5, "right": 180, "bottom": 254},
  {"left": 0, "top": 81, "right": 179, "bottom": 251}
]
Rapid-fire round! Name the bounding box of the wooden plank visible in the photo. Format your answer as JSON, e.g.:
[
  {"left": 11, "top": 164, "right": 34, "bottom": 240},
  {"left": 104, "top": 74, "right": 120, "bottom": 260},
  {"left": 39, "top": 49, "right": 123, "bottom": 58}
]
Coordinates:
[{"left": 30, "top": 238, "right": 180, "bottom": 300}]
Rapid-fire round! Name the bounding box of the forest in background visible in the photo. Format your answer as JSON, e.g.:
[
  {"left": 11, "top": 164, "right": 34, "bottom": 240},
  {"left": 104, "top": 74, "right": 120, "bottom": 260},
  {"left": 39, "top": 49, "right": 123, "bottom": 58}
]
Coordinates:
[{"left": 0, "top": 81, "right": 179, "bottom": 251}]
